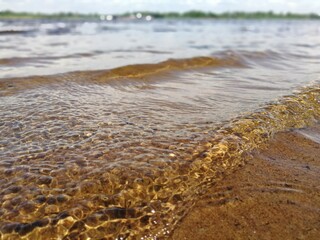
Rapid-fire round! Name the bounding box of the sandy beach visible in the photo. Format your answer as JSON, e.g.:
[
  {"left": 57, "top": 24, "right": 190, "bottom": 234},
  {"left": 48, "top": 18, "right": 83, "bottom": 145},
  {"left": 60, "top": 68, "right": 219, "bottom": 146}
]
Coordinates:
[{"left": 171, "top": 124, "right": 320, "bottom": 239}]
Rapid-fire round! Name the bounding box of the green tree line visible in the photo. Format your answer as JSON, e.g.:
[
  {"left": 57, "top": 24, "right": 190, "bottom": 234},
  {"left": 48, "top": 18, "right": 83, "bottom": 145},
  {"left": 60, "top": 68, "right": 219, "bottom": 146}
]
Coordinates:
[
  {"left": 0, "top": 10, "right": 99, "bottom": 19},
  {"left": 0, "top": 10, "right": 319, "bottom": 20},
  {"left": 122, "top": 10, "right": 320, "bottom": 19}
]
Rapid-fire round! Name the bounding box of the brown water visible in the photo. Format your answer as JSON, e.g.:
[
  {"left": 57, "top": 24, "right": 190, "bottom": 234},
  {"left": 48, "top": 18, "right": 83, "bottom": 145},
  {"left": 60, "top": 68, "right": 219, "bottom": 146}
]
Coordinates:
[{"left": 0, "top": 19, "right": 320, "bottom": 239}]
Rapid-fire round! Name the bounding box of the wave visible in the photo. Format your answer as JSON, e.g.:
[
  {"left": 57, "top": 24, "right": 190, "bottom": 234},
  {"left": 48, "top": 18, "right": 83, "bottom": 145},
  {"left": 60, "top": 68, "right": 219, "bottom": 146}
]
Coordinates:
[
  {"left": 0, "top": 29, "right": 34, "bottom": 35},
  {"left": 0, "top": 52, "right": 104, "bottom": 67},
  {"left": 0, "top": 54, "right": 245, "bottom": 96},
  {"left": 0, "top": 84, "right": 319, "bottom": 239},
  {"left": 0, "top": 49, "right": 289, "bottom": 96}
]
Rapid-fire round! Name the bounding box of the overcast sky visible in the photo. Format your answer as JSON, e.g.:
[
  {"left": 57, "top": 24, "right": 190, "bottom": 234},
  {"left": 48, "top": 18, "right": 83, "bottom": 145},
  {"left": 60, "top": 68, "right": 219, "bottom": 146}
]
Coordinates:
[{"left": 0, "top": 0, "right": 319, "bottom": 14}]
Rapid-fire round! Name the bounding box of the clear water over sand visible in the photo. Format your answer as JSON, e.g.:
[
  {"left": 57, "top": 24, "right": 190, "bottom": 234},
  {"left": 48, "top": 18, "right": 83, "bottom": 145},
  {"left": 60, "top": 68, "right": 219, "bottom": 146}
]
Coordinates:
[{"left": 0, "top": 19, "right": 319, "bottom": 239}]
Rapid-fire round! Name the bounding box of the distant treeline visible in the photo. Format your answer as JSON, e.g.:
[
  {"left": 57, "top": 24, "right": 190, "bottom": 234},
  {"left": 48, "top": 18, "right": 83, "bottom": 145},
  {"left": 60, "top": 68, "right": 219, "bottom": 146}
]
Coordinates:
[
  {"left": 0, "top": 10, "right": 319, "bottom": 20},
  {"left": 0, "top": 10, "right": 99, "bottom": 19},
  {"left": 124, "top": 10, "right": 320, "bottom": 19},
  {"left": 150, "top": 11, "right": 320, "bottom": 19}
]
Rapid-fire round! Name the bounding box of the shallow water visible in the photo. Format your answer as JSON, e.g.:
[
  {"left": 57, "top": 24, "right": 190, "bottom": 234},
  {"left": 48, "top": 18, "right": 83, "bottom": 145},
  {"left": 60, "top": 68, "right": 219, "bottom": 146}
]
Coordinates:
[
  {"left": 0, "top": 19, "right": 320, "bottom": 239},
  {"left": 171, "top": 123, "right": 320, "bottom": 240}
]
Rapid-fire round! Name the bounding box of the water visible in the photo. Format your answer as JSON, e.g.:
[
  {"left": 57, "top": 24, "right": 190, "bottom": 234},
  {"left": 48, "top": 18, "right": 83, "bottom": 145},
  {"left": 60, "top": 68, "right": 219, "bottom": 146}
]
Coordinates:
[
  {"left": 0, "top": 19, "right": 320, "bottom": 239},
  {"left": 1, "top": 19, "right": 320, "bottom": 78}
]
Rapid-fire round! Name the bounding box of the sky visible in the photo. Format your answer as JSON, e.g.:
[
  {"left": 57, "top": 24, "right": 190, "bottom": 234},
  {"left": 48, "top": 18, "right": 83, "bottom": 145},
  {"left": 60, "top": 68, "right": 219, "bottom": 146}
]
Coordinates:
[{"left": 0, "top": 0, "right": 319, "bottom": 14}]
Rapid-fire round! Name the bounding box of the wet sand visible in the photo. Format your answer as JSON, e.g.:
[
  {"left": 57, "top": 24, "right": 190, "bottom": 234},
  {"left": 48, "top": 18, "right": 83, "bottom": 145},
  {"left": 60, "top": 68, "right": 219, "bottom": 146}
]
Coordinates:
[{"left": 171, "top": 123, "right": 320, "bottom": 240}]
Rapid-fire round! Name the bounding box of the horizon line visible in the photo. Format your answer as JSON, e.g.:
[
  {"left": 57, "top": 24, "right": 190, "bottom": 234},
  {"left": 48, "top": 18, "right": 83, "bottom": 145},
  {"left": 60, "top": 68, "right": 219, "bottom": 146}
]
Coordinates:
[{"left": 1, "top": 9, "right": 320, "bottom": 15}]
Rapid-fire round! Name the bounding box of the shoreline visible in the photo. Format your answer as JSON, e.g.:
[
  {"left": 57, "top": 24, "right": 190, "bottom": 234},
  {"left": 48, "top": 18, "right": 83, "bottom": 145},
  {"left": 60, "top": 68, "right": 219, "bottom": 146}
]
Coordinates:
[
  {"left": 0, "top": 10, "right": 319, "bottom": 20},
  {"left": 171, "top": 123, "right": 320, "bottom": 239}
]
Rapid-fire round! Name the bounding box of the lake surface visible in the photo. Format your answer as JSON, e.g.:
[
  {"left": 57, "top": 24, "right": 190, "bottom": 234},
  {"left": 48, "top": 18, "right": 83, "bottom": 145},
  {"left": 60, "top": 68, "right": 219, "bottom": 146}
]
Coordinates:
[{"left": 0, "top": 19, "right": 319, "bottom": 239}]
